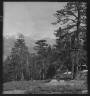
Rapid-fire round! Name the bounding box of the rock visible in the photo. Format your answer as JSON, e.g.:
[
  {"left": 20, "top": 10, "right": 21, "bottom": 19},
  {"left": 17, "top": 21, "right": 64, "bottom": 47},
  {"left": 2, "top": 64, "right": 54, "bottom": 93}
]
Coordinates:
[
  {"left": 45, "top": 79, "right": 67, "bottom": 86},
  {"left": 60, "top": 80, "right": 64, "bottom": 83},
  {"left": 81, "top": 70, "right": 88, "bottom": 73},
  {"left": 63, "top": 72, "right": 72, "bottom": 75},
  {"left": 81, "top": 90, "right": 88, "bottom": 94},
  {"left": 75, "top": 71, "right": 87, "bottom": 80},
  {"left": 50, "top": 79, "right": 59, "bottom": 83},
  {"left": 45, "top": 79, "right": 60, "bottom": 85},
  {"left": 50, "top": 79, "right": 60, "bottom": 85}
]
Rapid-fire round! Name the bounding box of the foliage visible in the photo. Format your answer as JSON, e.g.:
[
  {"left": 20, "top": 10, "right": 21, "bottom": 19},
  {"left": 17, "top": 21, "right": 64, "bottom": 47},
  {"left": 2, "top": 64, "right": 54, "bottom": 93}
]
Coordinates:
[
  {"left": 3, "top": 2, "right": 87, "bottom": 82},
  {"left": 34, "top": 39, "right": 49, "bottom": 79},
  {"left": 3, "top": 34, "right": 30, "bottom": 82},
  {"left": 52, "top": 2, "right": 87, "bottom": 79}
]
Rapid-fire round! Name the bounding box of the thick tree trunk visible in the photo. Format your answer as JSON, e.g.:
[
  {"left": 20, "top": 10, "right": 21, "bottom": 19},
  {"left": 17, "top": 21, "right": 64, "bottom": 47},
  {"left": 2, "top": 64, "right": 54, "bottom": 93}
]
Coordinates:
[
  {"left": 72, "top": 60, "right": 77, "bottom": 80},
  {"left": 75, "top": 2, "right": 81, "bottom": 77}
]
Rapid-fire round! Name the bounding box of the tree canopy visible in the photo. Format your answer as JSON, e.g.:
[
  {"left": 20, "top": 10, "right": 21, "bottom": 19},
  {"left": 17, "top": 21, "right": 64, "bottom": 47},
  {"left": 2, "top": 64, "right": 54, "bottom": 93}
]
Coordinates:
[{"left": 52, "top": 2, "right": 87, "bottom": 79}]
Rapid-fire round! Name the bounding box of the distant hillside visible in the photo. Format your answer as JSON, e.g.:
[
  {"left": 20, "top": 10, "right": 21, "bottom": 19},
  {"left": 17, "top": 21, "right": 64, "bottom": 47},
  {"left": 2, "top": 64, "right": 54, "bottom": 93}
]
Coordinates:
[
  {"left": 44, "top": 37, "right": 56, "bottom": 46},
  {"left": 3, "top": 36, "right": 16, "bottom": 60},
  {"left": 3, "top": 35, "right": 56, "bottom": 60}
]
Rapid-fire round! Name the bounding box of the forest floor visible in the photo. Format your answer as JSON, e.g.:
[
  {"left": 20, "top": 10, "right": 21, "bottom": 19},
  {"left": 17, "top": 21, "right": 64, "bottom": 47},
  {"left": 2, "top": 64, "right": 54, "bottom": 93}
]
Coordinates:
[{"left": 3, "top": 71, "right": 88, "bottom": 94}]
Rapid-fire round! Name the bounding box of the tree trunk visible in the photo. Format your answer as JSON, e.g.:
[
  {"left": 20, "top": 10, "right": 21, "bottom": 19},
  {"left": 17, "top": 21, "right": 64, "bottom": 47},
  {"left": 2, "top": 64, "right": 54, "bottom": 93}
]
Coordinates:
[
  {"left": 72, "top": 60, "right": 77, "bottom": 80},
  {"left": 40, "top": 69, "right": 41, "bottom": 80},
  {"left": 42, "top": 58, "right": 45, "bottom": 80},
  {"left": 21, "top": 70, "right": 24, "bottom": 81},
  {"left": 76, "top": 51, "right": 79, "bottom": 76},
  {"left": 79, "top": 63, "right": 81, "bottom": 71},
  {"left": 26, "top": 54, "right": 29, "bottom": 67},
  {"left": 66, "top": 69, "right": 68, "bottom": 76},
  {"left": 75, "top": 2, "right": 81, "bottom": 77},
  {"left": 72, "top": 63, "right": 74, "bottom": 79},
  {"left": 20, "top": 54, "right": 24, "bottom": 81},
  {"left": 43, "top": 71, "right": 44, "bottom": 80},
  {"left": 16, "top": 75, "right": 17, "bottom": 81}
]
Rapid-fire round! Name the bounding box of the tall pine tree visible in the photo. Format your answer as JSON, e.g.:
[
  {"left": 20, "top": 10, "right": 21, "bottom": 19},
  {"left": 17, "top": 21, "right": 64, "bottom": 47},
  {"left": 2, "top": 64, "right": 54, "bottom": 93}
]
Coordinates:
[
  {"left": 52, "top": 2, "right": 87, "bottom": 79},
  {"left": 34, "top": 39, "right": 48, "bottom": 79},
  {"left": 8, "top": 33, "right": 29, "bottom": 81}
]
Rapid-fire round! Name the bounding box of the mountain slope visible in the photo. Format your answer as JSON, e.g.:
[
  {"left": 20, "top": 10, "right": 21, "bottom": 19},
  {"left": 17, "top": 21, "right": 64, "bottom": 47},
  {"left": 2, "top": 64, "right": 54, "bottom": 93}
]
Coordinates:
[{"left": 3, "top": 35, "right": 56, "bottom": 60}]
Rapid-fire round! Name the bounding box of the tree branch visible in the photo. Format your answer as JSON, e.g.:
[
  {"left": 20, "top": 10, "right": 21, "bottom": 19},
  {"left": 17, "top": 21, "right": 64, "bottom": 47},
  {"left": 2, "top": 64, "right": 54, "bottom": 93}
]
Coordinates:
[
  {"left": 67, "top": 11, "right": 78, "bottom": 19},
  {"left": 80, "top": 60, "right": 87, "bottom": 68},
  {"left": 0, "top": 16, "right": 2, "bottom": 18},
  {"left": 69, "top": 19, "right": 77, "bottom": 23}
]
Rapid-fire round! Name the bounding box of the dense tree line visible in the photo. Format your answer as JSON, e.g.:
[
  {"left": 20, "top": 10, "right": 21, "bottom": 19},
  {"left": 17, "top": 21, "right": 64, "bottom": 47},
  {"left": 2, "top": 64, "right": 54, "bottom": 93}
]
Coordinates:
[
  {"left": 3, "top": 34, "right": 55, "bottom": 82},
  {"left": 3, "top": 2, "right": 87, "bottom": 83}
]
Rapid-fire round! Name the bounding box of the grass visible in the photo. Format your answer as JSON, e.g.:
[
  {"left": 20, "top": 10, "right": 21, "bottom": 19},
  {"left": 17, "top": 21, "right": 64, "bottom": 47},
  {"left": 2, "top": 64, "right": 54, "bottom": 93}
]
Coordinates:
[
  {"left": 3, "top": 80, "right": 41, "bottom": 91},
  {"left": 3, "top": 71, "right": 88, "bottom": 94},
  {"left": 25, "top": 82, "right": 87, "bottom": 94},
  {"left": 3, "top": 79, "right": 87, "bottom": 94}
]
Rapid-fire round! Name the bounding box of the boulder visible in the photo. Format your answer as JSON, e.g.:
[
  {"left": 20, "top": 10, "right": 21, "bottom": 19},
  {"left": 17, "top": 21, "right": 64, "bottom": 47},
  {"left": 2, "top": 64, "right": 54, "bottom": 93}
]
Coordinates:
[
  {"left": 45, "top": 79, "right": 60, "bottom": 85},
  {"left": 60, "top": 80, "right": 65, "bottom": 83}
]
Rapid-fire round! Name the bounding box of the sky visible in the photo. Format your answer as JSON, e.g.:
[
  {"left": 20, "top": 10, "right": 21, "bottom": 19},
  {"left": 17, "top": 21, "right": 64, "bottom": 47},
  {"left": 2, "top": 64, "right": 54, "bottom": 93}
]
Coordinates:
[{"left": 3, "top": 2, "right": 67, "bottom": 39}]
